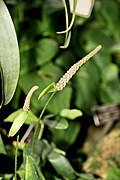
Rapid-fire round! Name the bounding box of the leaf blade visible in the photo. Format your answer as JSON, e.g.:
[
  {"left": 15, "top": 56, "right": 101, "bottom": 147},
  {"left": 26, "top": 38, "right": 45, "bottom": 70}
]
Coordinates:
[{"left": 0, "top": 0, "right": 20, "bottom": 105}]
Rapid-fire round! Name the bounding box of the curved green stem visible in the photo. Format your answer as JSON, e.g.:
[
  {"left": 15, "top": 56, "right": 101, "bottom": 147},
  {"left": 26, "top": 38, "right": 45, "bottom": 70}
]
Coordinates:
[{"left": 31, "top": 91, "right": 56, "bottom": 155}]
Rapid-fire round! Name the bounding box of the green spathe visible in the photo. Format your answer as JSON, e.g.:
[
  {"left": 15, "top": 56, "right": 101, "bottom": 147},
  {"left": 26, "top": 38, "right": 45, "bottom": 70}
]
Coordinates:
[{"left": 9, "top": 111, "right": 28, "bottom": 137}]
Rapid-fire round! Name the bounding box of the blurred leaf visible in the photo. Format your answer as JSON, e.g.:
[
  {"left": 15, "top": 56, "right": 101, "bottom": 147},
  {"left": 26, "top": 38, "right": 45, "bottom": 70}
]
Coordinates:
[
  {"left": 75, "top": 60, "right": 100, "bottom": 114},
  {"left": 101, "top": 64, "right": 119, "bottom": 82},
  {"left": 0, "top": 0, "right": 19, "bottom": 106},
  {"left": 110, "top": 42, "right": 120, "bottom": 53},
  {"left": 100, "top": 64, "right": 120, "bottom": 103},
  {"left": 25, "top": 155, "right": 45, "bottom": 180},
  {"left": 107, "top": 167, "right": 120, "bottom": 180},
  {"left": 38, "top": 82, "right": 56, "bottom": 100},
  {"left": 52, "top": 121, "right": 81, "bottom": 149},
  {"left": 19, "top": 63, "right": 63, "bottom": 112},
  {"left": 1, "top": 174, "right": 13, "bottom": 179},
  {"left": 44, "top": 0, "right": 64, "bottom": 14},
  {"left": 60, "top": 109, "right": 82, "bottom": 120},
  {"left": 0, "top": 134, "right": 6, "bottom": 154},
  {"left": 47, "top": 86, "right": 72, "bottom": 114},
  {"left": 77, "top": 174, "right": 96, "bottom": 180},
  {"left": 44, "top": 172, "right": 61, "bottom": 180},
  {"left": 96, "top": 0, "right": 120, "bottom": 39},
  {"left": 36, "top": 38, "right": 59, "bottom": 66},
  {"left": 9, "top": 111, "right": 28, "bottom": 137},
  {"left": 44, "top": 117, "right": 68, "bottom": 129},
  {"left": 48, "top": 151, "right": 76, "bottom": 180},
  {"left": 4, "top": 109, "right": 38, "bottom": 125},
  {"left": 17, "top": 170, "right": 25, "bottom": 179}
]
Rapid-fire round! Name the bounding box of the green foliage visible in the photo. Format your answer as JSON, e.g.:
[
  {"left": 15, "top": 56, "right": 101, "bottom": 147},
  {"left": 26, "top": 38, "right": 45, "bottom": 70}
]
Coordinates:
[
  {"left": 48, "top": 151, "right": 77, "bottom": 179},
  {"left": 25, "top": 155, "right": 45, "bottom": 180},
  {"left": 107, "top": 167, "right": 120, "bottom": 180},
  {"left": 0, "top": 134, "right": 6, "bottom": 154},
  {"left": 0, "top": 0, "right": 120, "bottom": 179},
  {"left": 4, "top": 109, "right": 38, "bottom": 125}
]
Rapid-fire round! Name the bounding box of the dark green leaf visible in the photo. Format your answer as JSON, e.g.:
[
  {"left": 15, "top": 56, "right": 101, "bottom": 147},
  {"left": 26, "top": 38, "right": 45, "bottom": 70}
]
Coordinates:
[
  {"left": 48, "top": 151, "right": 76, "bottom": 179},
  {"left": 47, "top": 86, "right": 72, "bottom": 114},
  {"left": 25, "top": 156, "right": 39, "bottom": 180},
  {"left": 44, "top": 117, "right": 68, "bottom": 129},
  {"left": 36, "top": 38, "right": 59, "bottom": 66},
  {"left": 0, "top": 134, "right": 6, "bottom": 154},
  {"left": 0, "top": 0, "right": 19, "bottom": 106},
  {"left": 52, "top": 121, "right": 81, "bottom": 149},
  {"left": 25, "top": 155, "right": 45, "bottom": 180}
]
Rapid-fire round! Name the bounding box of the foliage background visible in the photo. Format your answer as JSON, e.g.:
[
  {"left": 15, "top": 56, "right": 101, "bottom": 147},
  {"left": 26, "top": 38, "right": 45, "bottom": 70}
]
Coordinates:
[{"left": 0, "top": 0, "right": 120, "bottom": 179}]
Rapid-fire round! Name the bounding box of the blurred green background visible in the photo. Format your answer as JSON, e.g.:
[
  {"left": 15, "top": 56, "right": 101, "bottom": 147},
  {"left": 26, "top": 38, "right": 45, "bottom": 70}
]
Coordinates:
[
  {"left": 5, "top": 0, "right": 120, "bottom": 115},
  {"left": 0, "top": 0, "right": 120, "bottom": 179}
]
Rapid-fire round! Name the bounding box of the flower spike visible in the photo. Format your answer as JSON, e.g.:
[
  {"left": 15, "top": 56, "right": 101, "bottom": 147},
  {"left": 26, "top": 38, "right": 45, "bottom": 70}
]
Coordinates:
[
  {"left": 23, "top": 86, "right": 39, "bottom": 112},
  {"left": 56, "top": 45, "right": 102, "bottom": 91}
]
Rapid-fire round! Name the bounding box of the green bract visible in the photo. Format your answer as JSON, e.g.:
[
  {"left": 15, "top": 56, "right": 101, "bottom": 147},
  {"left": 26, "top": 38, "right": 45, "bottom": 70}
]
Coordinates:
[{"left": 9, "top": 111, "right": 28, "bottom": 137}]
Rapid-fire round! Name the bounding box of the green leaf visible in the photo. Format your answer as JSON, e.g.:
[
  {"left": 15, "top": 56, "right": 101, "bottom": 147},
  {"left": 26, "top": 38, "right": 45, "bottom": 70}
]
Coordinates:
[
  {"left": 9, "top": 111, "right": 28, "bottom": 137},
  {"left": 25, "top": 155, "right": 45, "bottom": 180},
  {"left": 17, "top": 170, "right": 25, "bottom": 179},
  {"left": 77, "top": 173, "right": 96, "bottom": 180},
  {"left": 4, "top": 108, "right": 38, "bottom": 125},
  {"left": 36, "top": 38, "right": 59, "bottom": 66},
  {"left": 100, "top": 64, "right": 120, "bottom": 103},
  {"left": 47, "top": 86, "right": 72, "bottom": 114},
  {"left": 38, "top": 82, "right": 56, "bottom": 100},
  {"left": 74, "top": 60, "right": 100, "bottom": 114},
  {"left": 52, "top": 121, "right": 81, "bottom": 149},
  {"left": 0, "top": 0, "right": 20, "bottom": 106},
  {"left": 0, "top": 134, "right": 6, "bottom": 154},
  {"left": 107, "top": 167, "right": 120, "bottom": 180},
  {"left": 48, "top": 151, "right": 76, "bottom": 180},
  {"left": 25, "top": 156, "right": 39, "bottom": 180},
  {"left": 1, "top": 174, "right": 13, "bottom": 179},
  {"left": 60, "top": 109, "right": 82, "bottom": 120},
  {"left": 44, "top": 117, "right": 68, "bottom": 129}
]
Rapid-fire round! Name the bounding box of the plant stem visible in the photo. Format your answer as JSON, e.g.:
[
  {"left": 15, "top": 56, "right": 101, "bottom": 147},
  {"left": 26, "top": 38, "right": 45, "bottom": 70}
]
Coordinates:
[
  {"left": 31, "top": 91, "right": 56, "bottom": 155},
  {"left": 38, "top": 121, "right": 44, "bottom": 140},
  {"left": 14, "top": 135, "right": 19, "bottom": 180}
]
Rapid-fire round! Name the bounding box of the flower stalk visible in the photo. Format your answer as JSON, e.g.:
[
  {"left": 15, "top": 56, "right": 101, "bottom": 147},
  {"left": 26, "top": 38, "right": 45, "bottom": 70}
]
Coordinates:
[{"left": 23, "top": 86, "right": 39, "bottom": 112}]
